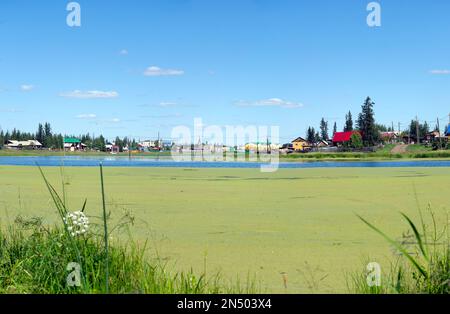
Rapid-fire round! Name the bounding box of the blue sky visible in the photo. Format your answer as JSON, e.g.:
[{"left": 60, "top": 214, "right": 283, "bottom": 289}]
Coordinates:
[{"left": 0, "top": 0, "right": 449, "bottom": 143}]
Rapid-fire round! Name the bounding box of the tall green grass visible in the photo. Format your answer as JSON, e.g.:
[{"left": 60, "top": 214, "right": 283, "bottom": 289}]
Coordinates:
[
  {"left": 351, "top": 205, "right": 449, "bottom": 294},
  {"left": 0, "top": 165, "right": 257, "bottom": 294}
]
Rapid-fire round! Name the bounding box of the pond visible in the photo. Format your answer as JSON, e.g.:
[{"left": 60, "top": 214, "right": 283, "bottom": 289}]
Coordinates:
[{"left": 1, "top": 156, "right": 450, "bottom": 168}]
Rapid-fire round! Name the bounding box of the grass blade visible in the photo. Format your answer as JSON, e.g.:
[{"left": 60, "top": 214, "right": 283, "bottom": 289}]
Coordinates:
[
  {"left": 400, "top": 212, "right": 428, "bottom": 260},
  {"left": 100, "top": 163, "right": 109, "bottom": 293},
  {"left": 81, "top": 199, "right": 87, "bottom": 213},
  {"left": 356, "top": 214, "right": 428, "bottom": 278}
]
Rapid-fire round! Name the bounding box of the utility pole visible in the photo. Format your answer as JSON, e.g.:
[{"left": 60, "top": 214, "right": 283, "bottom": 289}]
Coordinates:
[
  {"left": 128, "top": 136, "right": 131, "bottom": 160},
  {"left": 437, "top": 117, "right": 442, "bottom": 150}
]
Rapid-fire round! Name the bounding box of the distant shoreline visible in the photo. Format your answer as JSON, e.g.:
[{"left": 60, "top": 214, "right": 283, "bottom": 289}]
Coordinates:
[{"left": 1, "top": 149, "right": 450, "bottom": 161}]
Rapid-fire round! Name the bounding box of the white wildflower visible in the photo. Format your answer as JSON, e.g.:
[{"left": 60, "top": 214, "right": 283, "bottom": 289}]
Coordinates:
[{"left": 64, "top": 211, "right": 90, "bottom": 237}]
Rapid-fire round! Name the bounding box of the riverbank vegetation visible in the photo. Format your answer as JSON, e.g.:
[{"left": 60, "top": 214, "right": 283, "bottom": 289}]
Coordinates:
[
  {"left": 0, "top": 166, "right": 256, "bottom": 294},
  {"left": 1, "top": 166, "right": 449, "bottom": 293},
  {"left": 350, "top": 207, "right": 449, "bottom": 294}
]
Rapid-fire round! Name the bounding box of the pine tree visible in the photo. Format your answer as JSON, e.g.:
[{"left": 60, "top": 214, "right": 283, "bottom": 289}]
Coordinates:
[
  {"left": 358, "top": 97, "right": 378, "bottom": 146},
  {"left": 44, "top": 122, "right": 52, "bottom": 148},
  {"left": 333, "top": 122, "right": 337, "bottom": 136},
  {"left": 320, "top": 118, "right": 329, "bottom": 141},
  {"left": 36, "top": 123, "right": 44, "bottom": 144},
  {"left": 315, "top": 131, "right": 321, "bottom": 143},
  {"left": 344, "top": 111, "right": 353, "bottom": 132},
  {"left": 306, "top": 127, "right": 316, "bottom": 144}
]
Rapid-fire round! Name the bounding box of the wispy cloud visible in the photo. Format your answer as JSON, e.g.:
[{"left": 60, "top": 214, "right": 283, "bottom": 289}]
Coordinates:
[
  {"left": 88, "top": 117, "right": 121, "bottom": 125},
  {"left": 140, "top": 113, "right": 183, "bottom": 119},
  {"left": 139, "top": 101, "right": 195, "bottom": 108},
  {"left": 236, "top": 98, "right": 303, "bottom": 109},
  {"left": 158, "top": 102, "right": 178, "bottom": 107},
  {"left": 0, "top": 107, "right": 22, "bottom": 113},
  {"left": 144, "top": 66, "right": 184, "bottom": 77},
  {"left": 119, "top": 49, "right": 128, "bottom": 55},
  {"left": 20, "top": 84, "right": 34, "bottom": 91},
  {"left": 60, "top": 90, "right": 119, "bottom": 99},
  {"left": 76, "top": 113, "right": 97, "bottom": 119},
  {"left": 429, "top": 69, "right": 450, "bottom": 75}
]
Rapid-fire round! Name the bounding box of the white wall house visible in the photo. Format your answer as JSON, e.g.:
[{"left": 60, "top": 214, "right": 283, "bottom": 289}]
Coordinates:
[{"left": 7, "top": 140, "right": 42, "bottom": 149}]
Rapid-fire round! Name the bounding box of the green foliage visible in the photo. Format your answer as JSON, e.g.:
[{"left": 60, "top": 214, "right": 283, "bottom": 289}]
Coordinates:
[
  {"left": 0, "top": 223, "right": 249, "bottom": 294},
  {"left": 0, "top": 166, "right": 256, "bottom": 294},
  {"left": 357, "top": 97, "right": 379, "bottom": 146},
  {"left": 320, "top": 118, "right": 329, "bottom": 141},
  {"left": 349, "top": 133, "right": 363, "bottom": 149},
  {"left": 409, "top": 120, "right": 430, "bottom": 143},
  {"left": 283, "top": 149, "right": 450, "bottom": 160},
  {"left": 1, "top": 122, "right": 138, "bottom": 151},
  {"left": 344, "top": 111, "right": 353, "bottom": 132},
  {"left": 353, "top": 205, "right": 449, "bottom": 294},
  {"left": 306, "top": 127, "right": 316, "bottom": 144}
]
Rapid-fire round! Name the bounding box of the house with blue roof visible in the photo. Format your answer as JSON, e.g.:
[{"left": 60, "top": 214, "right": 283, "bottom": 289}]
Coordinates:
[{"left": 446, "top": 125, "right": 450, "bottom": 138}]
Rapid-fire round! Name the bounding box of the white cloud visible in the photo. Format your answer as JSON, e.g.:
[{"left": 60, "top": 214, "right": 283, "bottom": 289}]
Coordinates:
[
  {"left": 0, "top": 107, "right": 22, "bottom": 113},
  {"left": 159, "top": 102, "right": 178, "bottom": 107},
  {"left": 429, "top": 69, "right": 450, "bottom": 75},
  {"left": 76, "top": 113, "right": 97, "bottom": 119},
  {"left": 144, "top": 66, "right": 184, "bottom": 77},
  {"left": 60, "top": 90, "right": 119, "bottom": 99},
  {"left": 140, "top": 113, "right": 182, "bottom": 119},
  {"left": 20, "top": 84, "right": 34, "bottom": 91},
  {"left": 236, "top": 98, "right": 303, "bottom": 109},
  {"left": 119, "top": 49, "right": 128, "bottom": 55}
]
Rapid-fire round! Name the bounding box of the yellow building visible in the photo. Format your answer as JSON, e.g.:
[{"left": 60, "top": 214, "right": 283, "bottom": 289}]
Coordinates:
[
  {"left": 245, "top": 142, "right": 279, "bottom": 152},
  {"left": 291, "top": 137, "right": 310, "bottom": 152}
]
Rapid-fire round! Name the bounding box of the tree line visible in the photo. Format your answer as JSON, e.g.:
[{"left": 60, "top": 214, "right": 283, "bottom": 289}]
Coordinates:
[{"left": 0, "top": 122, "right": 139, "bottom": 152}]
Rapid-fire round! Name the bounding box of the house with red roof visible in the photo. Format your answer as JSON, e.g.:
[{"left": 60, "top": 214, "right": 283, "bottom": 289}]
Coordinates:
[{"left": 332, "top": 131, "right": 362, "bottom": 146}]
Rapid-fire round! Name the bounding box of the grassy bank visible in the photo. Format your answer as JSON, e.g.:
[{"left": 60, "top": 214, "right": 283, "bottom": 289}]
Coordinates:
[
  {"left": 0, "top": 167, "right": 256, "bottom": 294},
  {"left": 1, "top": 166, "right": 449, "bottom": 293},
  {"left": 281, "top": 150, "right": 450, "bottom": 161},
  {"left": 2, "top": 147, "right": 450, "bottom": 161},
  {"left": 0, "top": 223, "right": 255, "bottom": 294},
  {"left": 350, "top": 207, "right": 449, "bottom": 294}
]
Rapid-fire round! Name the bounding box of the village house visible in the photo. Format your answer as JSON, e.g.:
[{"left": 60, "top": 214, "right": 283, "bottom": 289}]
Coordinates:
[
  {"left": 380, "top": 131, "right": 400, "bottom": 144},
  {"left": 315, "top": 140, "right": 330, "bottom": 148},
  {"left": 424, "top": 130, "right": 445, "bottom": 144},
  {"left": 6, "top": 140, "right": 42, "bottom": 150},
  {"left": 332, "top": 131, "right": 361, "bottom": 146},
  {"left": 446, "top": 125, "right": 450, "bottom": 139},
  {"left": 138, "top": 140, "right": 157, "bottom": 151},
  {"left": 245, "top": 142, "right": 279, "bottom": 152},
  {"left": 105, "top": 142, "right": 120, "bottom": 154},
  {"left": 64, "top": 138, "right": 86, "bottom": 151},
  {"left": 291, "top": 137, "right": 310, "bottom": 152}
]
